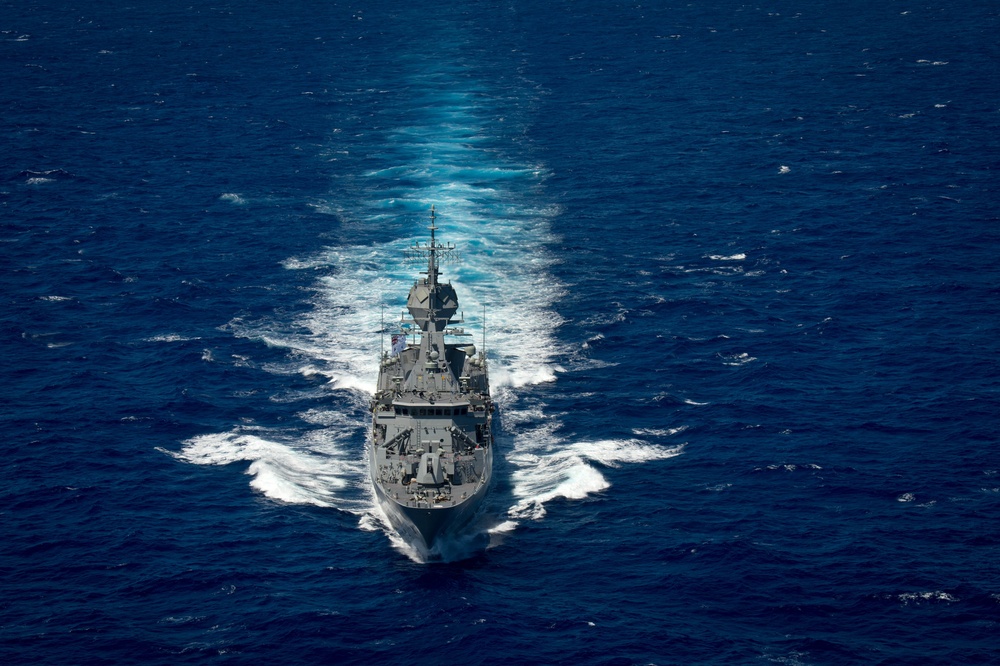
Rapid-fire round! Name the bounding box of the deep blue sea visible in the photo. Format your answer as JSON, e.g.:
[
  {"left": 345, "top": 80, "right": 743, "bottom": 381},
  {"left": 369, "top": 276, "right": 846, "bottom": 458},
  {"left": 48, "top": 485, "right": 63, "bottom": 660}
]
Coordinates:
[{"left": 3, "top": 1, "right": 1000, "bottom": 663}]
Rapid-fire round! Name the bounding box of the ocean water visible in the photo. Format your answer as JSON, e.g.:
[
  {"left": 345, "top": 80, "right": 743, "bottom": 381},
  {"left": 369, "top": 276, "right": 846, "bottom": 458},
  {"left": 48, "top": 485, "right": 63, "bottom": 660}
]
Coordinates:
[{"left": 3, "top": 1, "right": 999, "bottom": 663}]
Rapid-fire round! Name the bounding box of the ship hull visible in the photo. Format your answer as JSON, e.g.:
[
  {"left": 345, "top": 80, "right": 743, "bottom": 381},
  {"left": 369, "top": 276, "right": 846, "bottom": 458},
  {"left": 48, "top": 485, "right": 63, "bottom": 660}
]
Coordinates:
[
  {"left": 367, "top": 210, "right": 495, "bottom": 555},
  {"left": 369, "top": 445, "right": 492, "bottom": 550}
]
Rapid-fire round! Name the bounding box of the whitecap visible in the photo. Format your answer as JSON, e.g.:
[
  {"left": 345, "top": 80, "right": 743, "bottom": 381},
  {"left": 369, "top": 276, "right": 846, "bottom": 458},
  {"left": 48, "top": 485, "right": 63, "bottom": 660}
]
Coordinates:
[
  {"left": 754, "top": 463, "right": 820, "bottom": 473},
  {"left": 488, "top": 520, "right": 518, "bottom": 534},
  {"left": 219, "top": 192, "right": 246, "bottom": 205},
  {"left": 632, "top": 426, "right": 688, "bottom": 438},
  {"left": 145, "top": 333, "right": 198, "bottom": 343},
  {"left": 722, "top": 352, "right": 757, "bottom": 366},
  {"left": 898, "top": 591, "right": 958, "bottom": 604}
]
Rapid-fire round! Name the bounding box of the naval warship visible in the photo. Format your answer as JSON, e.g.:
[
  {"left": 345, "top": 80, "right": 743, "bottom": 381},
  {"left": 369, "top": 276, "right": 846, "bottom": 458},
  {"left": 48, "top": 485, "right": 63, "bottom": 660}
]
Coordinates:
[{"left": 369, "top": 207, "right": 494, "bottom": 550}]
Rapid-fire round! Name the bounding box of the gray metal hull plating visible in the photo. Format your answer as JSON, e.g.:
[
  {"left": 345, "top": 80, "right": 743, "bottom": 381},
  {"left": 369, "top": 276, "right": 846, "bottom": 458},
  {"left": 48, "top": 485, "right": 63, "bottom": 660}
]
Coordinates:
[{"left": 369, "top": 445, "right": 492, "bottom": 549}]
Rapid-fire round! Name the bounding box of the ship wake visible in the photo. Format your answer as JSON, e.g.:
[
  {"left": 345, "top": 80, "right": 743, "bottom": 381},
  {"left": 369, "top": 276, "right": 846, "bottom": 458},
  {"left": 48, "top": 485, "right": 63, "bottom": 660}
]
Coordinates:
[
  {"left": 499, "top": 396, "right": 687, "bottom": 525},
  {"left": 169, "top": 42, "right": 684, "bottom": 561}
]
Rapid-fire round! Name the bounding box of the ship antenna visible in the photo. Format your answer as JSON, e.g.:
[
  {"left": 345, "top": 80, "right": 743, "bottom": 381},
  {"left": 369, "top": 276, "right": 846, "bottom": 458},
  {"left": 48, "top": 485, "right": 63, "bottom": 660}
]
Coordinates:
[{"left": 428, "top": 205, "right": 438, "bottom": 288}]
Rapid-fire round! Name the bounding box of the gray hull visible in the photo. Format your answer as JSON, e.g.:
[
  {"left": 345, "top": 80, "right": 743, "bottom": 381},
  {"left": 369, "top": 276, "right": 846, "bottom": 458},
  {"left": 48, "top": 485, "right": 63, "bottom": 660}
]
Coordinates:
[
  {"left": 370, "top": 450, "right": 492, "bottom": 549},
  {"left": 369, "top": 208, "right": 495, "bottom": 553}
]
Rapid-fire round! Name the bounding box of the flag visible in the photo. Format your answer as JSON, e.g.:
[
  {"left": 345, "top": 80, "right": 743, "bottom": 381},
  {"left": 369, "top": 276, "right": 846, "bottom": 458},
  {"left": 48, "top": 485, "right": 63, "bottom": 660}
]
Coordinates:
[{"left": 391, "top": 334, "right": 406, "bottom": 356}]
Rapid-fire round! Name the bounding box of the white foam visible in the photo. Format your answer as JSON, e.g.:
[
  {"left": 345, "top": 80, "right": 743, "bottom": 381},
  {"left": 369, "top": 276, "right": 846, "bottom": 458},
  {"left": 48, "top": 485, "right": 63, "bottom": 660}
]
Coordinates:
[
  {"left": 253, "top": 84, "right": 568, "bottom": 400},
  {"left": 570, "top": 439, "right": 685, "bottom": 467},
  {"left": 632, "top": 426, "right": 688, "bottom": 437},
  {"left": 166, "top": 429, "right": 367, "bottom": 511},
  {"left": 146, "top": 334, "right": 199, "bottom": 343},
  {"left": 364, "top": 500, "right": 493, "bottom": 564},
  {"left": 722, "top": 352, "right": 757, "bottom": 366},
  {"left": 754, "top": 463, "right": 822, "bottom": 473},
  {"left": 219, "top": 192, "right": 247, "bottom": 205},
  {"left": 489, "top": 520, "right": 519, "bottom": 534},
  {"left": 506, "top": 415, "right": 684, "bottom": 520},
  {"left": 898, "top": 591, "right": 958, "bottom": 604}
]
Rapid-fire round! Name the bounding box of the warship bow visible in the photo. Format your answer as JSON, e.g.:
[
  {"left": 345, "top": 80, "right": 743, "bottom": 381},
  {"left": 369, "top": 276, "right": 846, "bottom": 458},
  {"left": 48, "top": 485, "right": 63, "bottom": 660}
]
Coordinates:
[{"left": 369, "top": 207, "right": 494, "bottom": 550}]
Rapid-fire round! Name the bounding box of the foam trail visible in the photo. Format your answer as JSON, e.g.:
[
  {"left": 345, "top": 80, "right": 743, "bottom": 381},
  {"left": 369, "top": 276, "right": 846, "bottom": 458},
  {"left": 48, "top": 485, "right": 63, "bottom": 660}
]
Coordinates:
[
  {"left": 502, "top": 404, "right": 686, "bottom": 521},
  {"left": 172, "top": 58, "right": 568, "bottom": 539},
  {"left": 165, "top": 426, "right": 368, "bottom": 512},
  {"left": 171, "top": 51, "right": 684, "bottom": 557}
]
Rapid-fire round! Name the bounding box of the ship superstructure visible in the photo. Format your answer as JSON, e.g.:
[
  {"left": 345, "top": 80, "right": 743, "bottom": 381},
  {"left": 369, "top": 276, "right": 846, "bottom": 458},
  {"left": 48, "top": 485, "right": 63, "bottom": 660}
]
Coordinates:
[{"left": 369, "top": 207, "right": 494, "bottom": 550}]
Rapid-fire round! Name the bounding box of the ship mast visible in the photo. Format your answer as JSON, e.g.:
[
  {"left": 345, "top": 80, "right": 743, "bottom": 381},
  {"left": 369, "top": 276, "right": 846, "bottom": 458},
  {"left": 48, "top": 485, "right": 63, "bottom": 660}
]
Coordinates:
[
  {"left": 428, "top": 204, "right": 438, "bottom": 290},
  {"left": 404, "top": 206, "right": 458, "bottom": 335}
]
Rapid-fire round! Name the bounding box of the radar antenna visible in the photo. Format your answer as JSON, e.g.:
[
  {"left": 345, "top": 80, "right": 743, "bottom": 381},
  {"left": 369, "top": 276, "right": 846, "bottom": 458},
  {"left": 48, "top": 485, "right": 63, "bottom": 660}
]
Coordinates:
[{"left": 404, "top": 205, "right": 458, "bottom": 278}]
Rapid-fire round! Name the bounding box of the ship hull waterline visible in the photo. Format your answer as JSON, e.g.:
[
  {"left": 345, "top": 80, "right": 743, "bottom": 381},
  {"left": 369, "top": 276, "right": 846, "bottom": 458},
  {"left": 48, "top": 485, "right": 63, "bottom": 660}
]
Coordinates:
[{"left": 369, "top": 445, "right": 494, "bottom": 550}]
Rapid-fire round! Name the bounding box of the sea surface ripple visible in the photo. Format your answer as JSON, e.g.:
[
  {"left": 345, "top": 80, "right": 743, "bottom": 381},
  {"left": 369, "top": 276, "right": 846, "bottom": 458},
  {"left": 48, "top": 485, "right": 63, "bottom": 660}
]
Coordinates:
[{"left": 2, "top": 1, "right": 999, "bottom": 664}]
